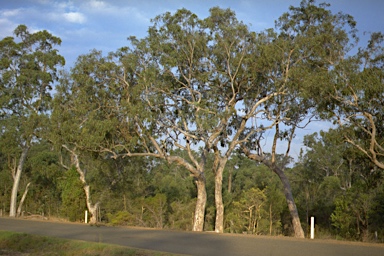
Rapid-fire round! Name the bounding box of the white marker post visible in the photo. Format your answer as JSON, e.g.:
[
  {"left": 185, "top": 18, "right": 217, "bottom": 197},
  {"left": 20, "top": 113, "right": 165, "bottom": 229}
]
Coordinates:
[
  {"left": 310, "top": 216, "right": 315, "bottom": 239},
  {"left": 85, "top": 210, "right": 88, "bottom": 224}
]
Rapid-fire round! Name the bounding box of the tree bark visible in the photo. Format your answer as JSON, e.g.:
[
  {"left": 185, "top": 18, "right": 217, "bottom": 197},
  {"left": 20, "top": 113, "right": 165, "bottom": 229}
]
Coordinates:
[
  {"left": 228, "top": 167, "right": 232, "bottom": 194},
  {"left": 83, "top": 184, "right": 99, "bottom": 224},
  {"left": 62, "top": 145, "right": 99, "bottom": 224},
  {"left": 193, "top": 177, "right": 207, "bottom": 232},
  {"left": 214, "top": 166, "right": 224, "bottom": 233},
  {"left": 272, "top": 165, "right": 305, "bottom": 238},
  {"left": 242, "top": 148, "right": 305, "bottom": 238},
  {"left": 123, "top": 143, "right": 209, "bottom": 232},
  {"left": 73, "top": 155, "right": 99, "bottom": 224},
  {"left": 9, "top": 147, "right": 29, "bottom": 217},
  {"left": 16, "top": 182, "right": 31, "bottom": 217}
]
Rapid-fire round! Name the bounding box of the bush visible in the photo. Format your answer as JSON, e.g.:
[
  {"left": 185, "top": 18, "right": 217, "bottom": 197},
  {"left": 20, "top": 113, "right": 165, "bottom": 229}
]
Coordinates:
[
  {"left": 107, "top": 211, "right": 135, "bottom": 226},
  {"left": 59, "top": 167, "right": 86, "bottom": 222}
]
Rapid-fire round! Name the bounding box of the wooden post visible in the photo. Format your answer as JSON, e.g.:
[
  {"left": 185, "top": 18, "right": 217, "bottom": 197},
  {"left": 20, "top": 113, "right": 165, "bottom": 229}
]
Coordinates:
[{"left": 85, "top": 210, "right": 88, "bottom": 224}]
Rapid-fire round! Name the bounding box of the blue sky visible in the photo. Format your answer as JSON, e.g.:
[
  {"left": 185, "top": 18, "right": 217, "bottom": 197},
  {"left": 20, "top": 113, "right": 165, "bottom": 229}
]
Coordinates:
[
  {"left": 1, "top": 0, "right": 383, "bottom": 158},
  {"left": 1, "top": 0, "right": 383, "bottom": 69}
]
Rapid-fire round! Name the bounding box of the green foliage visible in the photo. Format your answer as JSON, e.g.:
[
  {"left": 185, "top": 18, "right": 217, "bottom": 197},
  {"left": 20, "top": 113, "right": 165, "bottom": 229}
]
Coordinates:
[
  {"left": 330, "top": 183, "right": 383, "bottom": 241},
  {"left": 143, "top": 193, "right": 167, "bottom": 228},
  {"left": 0, "top": 24, "right": 64, "bottom": 144},
  {"left": 23, "top": 142, "right": 62, "bottom": 215},
  {"left": 318, "top": 30, "right": 384, "bottom": 169},
  {"left": 331, "top": 197, "right": 357, "bottom": 239},
  {"left": 224, "top": 156, "right": 286, "bottom": 235},
  {"left": 369, "top": 185, "right": 384, "bottom": 241},
  {"left": 107, "top": 211, "right": 135, "bottom": 226},
  {"left": 0, "top": 159, "right": 12, "bottom": 212},
  {"left": 59, "top": 167, "right": 86, "bottom": 222},
  {"left": 294, "top": 126, "right": 384, "bottom": 240},
  {"left": 107, "top": 194, "right": 167, "bottom": 229},
  {"left": 168, "top": 199, "right": 195, "bottom": 230},
  {"left": 0, "top": 24, "right": 65, "bottom": 217},
  {"left": 226, "top": 188, "right": 267, "bottom": 234},
  {"left": 264, "top": 183, "right": 285, "bottom": 235},
  {"left": 151, "top": 160, "right": 195, "bottom": 202}
]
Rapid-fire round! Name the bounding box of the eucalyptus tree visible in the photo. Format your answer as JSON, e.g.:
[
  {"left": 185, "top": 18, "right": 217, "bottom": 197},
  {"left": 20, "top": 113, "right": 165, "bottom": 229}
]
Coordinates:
[
  {"left": 322, "top": 32, "right": 384, "bottom": 170},
  {"left": 108, "top": 7, "right": 280, "bottom": 233},
  {"left": 0, "top": 25, "right": 64, "bottom": 217},
  {"left": 23, "top": 141, "right": 62, "bottom": 217},
  {"left": 113, "top": 3, "right": 337, "bottom": 235},
  {"left": 50, "top": 50, "right": 122, "bottom": 223},
  {"left": 201, "top": 8, "right": 278, "bottom": 233},
  {"left": 107, "top": 11, "right": 212, "bottom": 231},
  {"left": 240, "top": 0, "right": 358, "bottom": 238},
  {"left": 301, "top": 129, "right": 375, "bottom": 188},
  {"left": 294, "top": 128, "right": 383, "bottom": 238}
]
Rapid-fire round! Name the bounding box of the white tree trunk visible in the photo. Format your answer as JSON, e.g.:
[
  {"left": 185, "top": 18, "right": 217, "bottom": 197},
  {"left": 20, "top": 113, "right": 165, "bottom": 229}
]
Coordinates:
[
  {"left": 72, "top": 153, "right": 99, "bottom": 224},
  {"left": 83, "top": 184, "right": 99, "bottom": 224},
  {"left": 214, "top": 166, "right": 224, "bottom": 233},
  {"left": 193, "top": 177, "right": 206, "bottom": 231},
  {"left": 16, "top": 182, "right": 31, "bottom": 217},
  {"left": 166, "top": 153, "right": 207, "bottom": 232},
  {"left": 62, "top": 145, "right": 100, "bottom": 224},
  {"left": 9, "top": 147, "right": 29, "bottom": 217}
]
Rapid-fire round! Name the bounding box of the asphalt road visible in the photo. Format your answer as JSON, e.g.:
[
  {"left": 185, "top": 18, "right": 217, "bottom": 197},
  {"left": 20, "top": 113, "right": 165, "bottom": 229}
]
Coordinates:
[{"left": 1, "top": 217, "right": 383, "bottom": 256}]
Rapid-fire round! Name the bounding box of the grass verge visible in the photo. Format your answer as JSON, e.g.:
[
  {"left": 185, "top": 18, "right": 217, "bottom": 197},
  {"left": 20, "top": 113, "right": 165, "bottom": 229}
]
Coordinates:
[{"left": 0, "top": 230, "right": 182, "bottom": 256}]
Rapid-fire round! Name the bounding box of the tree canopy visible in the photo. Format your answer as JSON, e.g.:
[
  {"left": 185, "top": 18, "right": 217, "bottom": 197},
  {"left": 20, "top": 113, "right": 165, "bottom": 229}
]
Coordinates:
[{"left": 0, "top": 25, "right": 64, "bottom": 217}]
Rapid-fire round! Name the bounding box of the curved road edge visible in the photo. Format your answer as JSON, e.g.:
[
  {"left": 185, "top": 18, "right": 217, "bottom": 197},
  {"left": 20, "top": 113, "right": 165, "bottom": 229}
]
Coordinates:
[{"left": 0, "top": 217, "right": 383, "bottom": 256}]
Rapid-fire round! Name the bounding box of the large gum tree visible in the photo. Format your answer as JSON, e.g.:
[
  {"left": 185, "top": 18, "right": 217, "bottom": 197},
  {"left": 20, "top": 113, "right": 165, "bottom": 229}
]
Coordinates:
[
  {"left": 50, "top": 50, "right": 123, "bottom": 224},
  {"left": 0, "top": 25, "right": 64, "bottom": 217},
  {"left": 48, "top": 1, "right": 360, "bottom": 236},
  {"left": 321, "top": 32, "right": 384, "bottom": 170},
  {"left": 107, "top": 10, "right": 215, "bottom": 232},
  {"left": 109, "top": 7, "right": 279, "bottom": 233},
  {"left": 239, "top": 0, "right": 358, "bottom": 238},
  {"left": 103, "top": 1, "right": 356, "bottom": 236}
]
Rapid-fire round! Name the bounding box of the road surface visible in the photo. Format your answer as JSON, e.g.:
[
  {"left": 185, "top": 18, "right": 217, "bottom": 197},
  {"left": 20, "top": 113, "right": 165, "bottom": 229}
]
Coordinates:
[{"left": 0, "top": 217, "right": 383, "bottom": 256}]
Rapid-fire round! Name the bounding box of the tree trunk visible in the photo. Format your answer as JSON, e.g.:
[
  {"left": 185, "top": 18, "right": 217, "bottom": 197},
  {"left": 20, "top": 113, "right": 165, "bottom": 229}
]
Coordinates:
[
  {"left": 16, "top": 182, "right": 31, "bottom": 217},
  {"left": 64, "top": 145, "right": 99, "bottom": 224},
  {"left": 84, "top": 184, "right": 99, "bottom": 224},
  {"left": 228, "top": 167, "right": 232, "bottom": 193},
  {"left": 214, "top": 166, "right": 224, "bottom": 233},
  {"left": 272, "top": 165, "right": 305, "bottom": 238},
  {"left": 75, "top": 164, "right": 99, "bottom": 224},
  {"left": 9, "top": 147, "right": 29, "bottom": 217},
  {"left": 242, "top": 148, "right": 305, "bottom": 238},
  {"left": 193, "top": 177, "right": 206, "bottom": 231}
]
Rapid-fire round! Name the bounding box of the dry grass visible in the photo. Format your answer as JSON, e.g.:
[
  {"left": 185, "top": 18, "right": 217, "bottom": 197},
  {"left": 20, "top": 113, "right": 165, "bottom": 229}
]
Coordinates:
[{"left": 0, "top": 231, "right": 182, "bottom": 256}]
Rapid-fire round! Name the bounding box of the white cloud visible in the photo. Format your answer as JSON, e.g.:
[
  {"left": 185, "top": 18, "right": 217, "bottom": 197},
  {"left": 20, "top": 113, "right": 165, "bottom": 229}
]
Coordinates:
[
  {"left": 35, "top": 0, "right": 51, "bottom": 4},
  {"left": 56, "top": 1, "right": 73, "bottom": 10},
  {"left": 0, "top": 18, "right": 16, "bottom": 37},
  {"left": 81, "top": 0, "right": 109, "bottom": 12},
  {"left": 79, "top": 0, "right": 150, "bottom": 24},
  {"left": 63, "top": 12, "right": 86, "bottom": 23},
  {"left": 88, "top": 0, "right": 107, "bottom": 10},
  {"left": 2, "top": 9, "right": 21, "bottom": 17}
]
